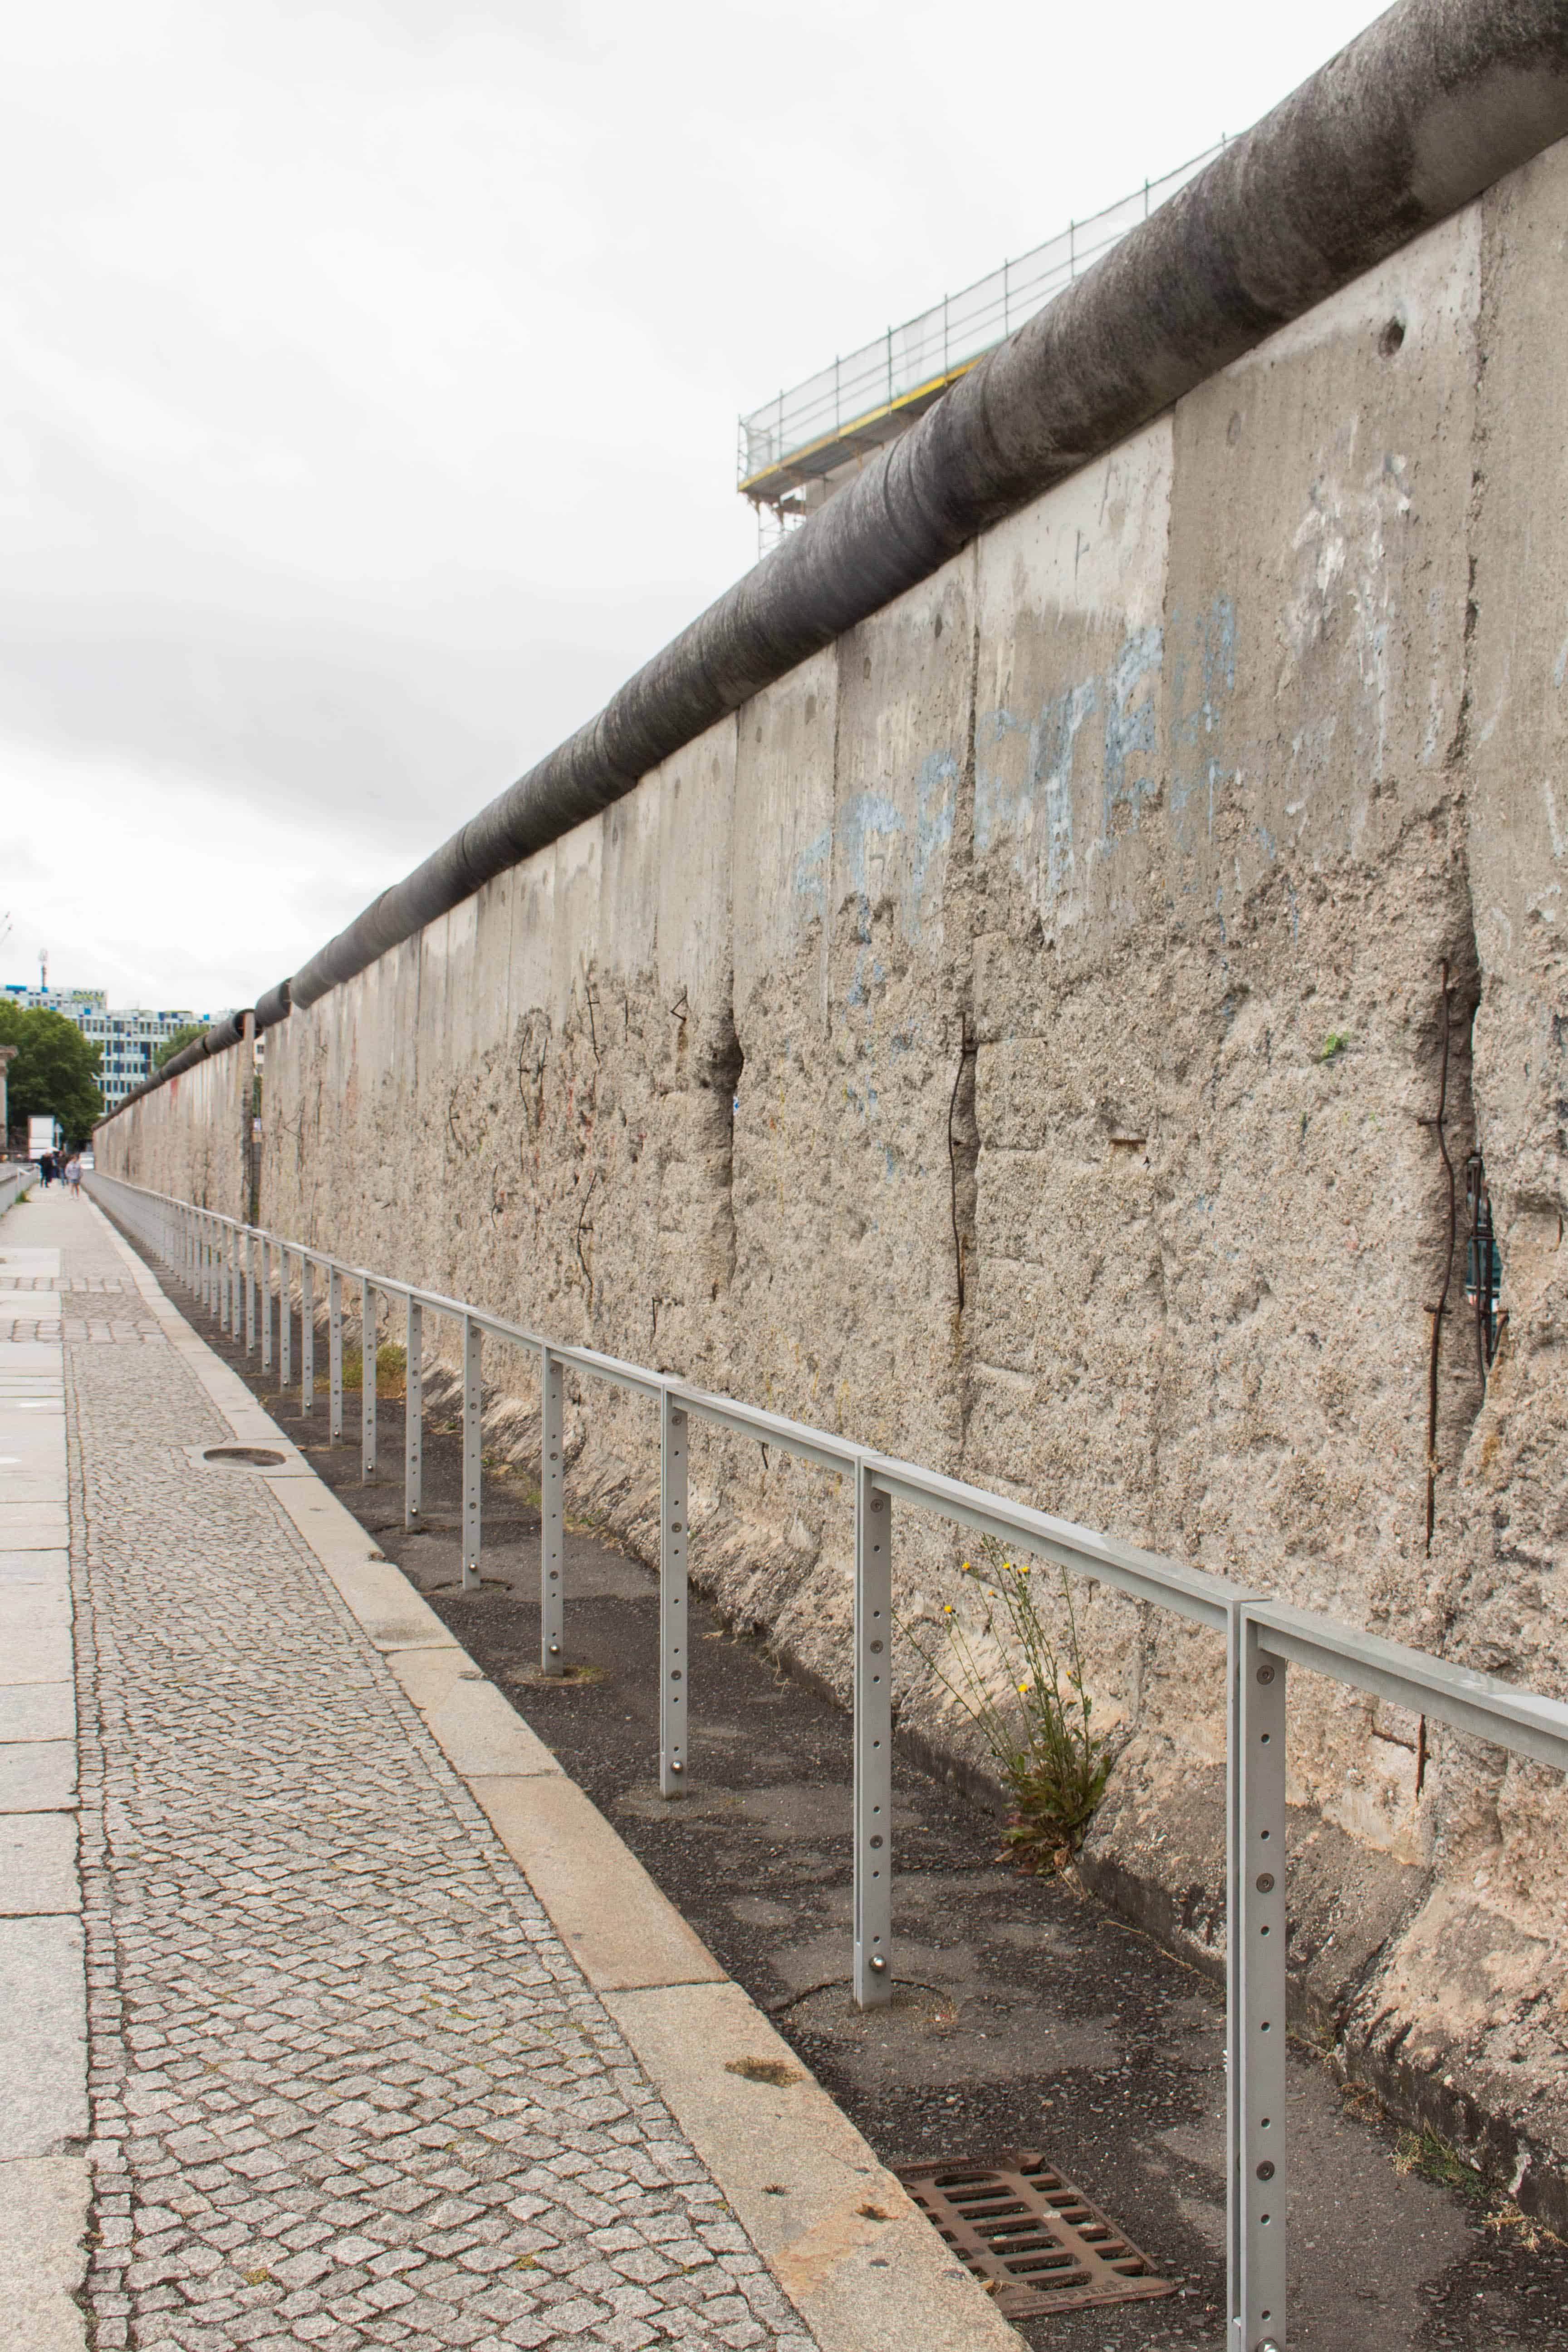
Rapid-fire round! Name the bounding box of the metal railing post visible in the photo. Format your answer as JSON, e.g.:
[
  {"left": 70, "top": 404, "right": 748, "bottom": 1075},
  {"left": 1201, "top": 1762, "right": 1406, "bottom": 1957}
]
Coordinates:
[
  {"left": 260, "top": 1235, "right": 273, "bottom": 1375},
  {"left": 229, "top": 1226, "right": 240, "bottom": 1336},
  {"left": 462, "top": 1315, "right": 482, "bottom": 1590},
  {"left": 328, "top": 1266, "right": 343, "bottom": 1444},
  {"left": 244, "top": 1230, "right": 256, "bottom": 1353},
  {"left": 660, "top": 1391, "right": 688, "bottom": 1794},
  {"left": 1228, "top": 1606, "right": 1288, "bottom": 2352},
  {"left": 404, "top": 1297, "right": 422, "bottom": 1528},
  {"left": 853, "top": 1460, "right": 893, "bottom": 2007},
  {"left": 362, "top": 1281, "right": 377, "bottom": 1479},
  {"left": 300, "top": 1256, "right": 314, "bottom": 1417},
  {"left": 540, "top": 1346, "right": 564, "bottom": 1670},
  {"left": 279, "top": 1247, "right": 292, "bottom": 1388}
]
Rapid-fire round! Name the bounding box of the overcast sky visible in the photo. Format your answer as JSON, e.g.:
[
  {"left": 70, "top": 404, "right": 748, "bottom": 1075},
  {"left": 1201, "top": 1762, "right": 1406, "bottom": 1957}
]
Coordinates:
[{"left": 3, "top": 0, "right": 1390, "bottom": 1014}]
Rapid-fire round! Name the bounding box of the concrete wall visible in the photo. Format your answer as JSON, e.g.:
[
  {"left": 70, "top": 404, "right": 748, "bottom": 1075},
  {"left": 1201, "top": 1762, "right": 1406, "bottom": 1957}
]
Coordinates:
[
  {"left": 109, "top": 1037, "right": 250, "bottom": 1223},
  {"left": 102, "top": 138, "right": 1568, "bottom": 2209}
]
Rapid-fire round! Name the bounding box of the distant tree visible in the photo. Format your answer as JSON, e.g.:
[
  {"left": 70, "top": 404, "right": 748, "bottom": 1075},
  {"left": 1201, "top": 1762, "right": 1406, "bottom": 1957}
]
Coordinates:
[
  {"left": 0, "top": 1004, "right": 103, "bottom": 1144},
  {"left": 154, "top": 1020, "right": 208, "bottom": 1071}
]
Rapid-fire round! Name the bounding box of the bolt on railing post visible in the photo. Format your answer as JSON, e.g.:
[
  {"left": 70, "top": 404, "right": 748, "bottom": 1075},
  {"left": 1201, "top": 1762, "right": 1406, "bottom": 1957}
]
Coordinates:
[
  {"left": 539, "top": 1346, "right": 564, "bottom": 1671},
  {"left": 260, "top": 1235, "right": 273, "bottom": 1375},
  {"left": 328, "top": 1267, "right": 344, "bottom": 1444},
  {"left": 660, "top": 1391, "right": 688, "bottom": 1796},
  {"left": 853, "top": 1460, "right": 893, "bottom": 2008},
  {"left": 404, "top": 1297, "right": 422, "bottom": 1528},
  {"left": 300, "top": 1256, "right": 314, "bottom": 1417},
  {"left": 1228, "top": 1606, "right": 1289, "bottom": 2352},
  {"left": 361, "top": 1281, "right": 377, "bottom": 1480},
  {"left": 462, "top": 1315, "right": 482, "bottom": 1591},
  {"left": 279, "top": 1247, "right": 292, "bottom": 1388}
]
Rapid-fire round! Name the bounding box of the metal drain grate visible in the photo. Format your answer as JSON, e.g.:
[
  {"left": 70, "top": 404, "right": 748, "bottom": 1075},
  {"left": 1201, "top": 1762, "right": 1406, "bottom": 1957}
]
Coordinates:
[{"left": 894, "top": 2150, "right": 1177, "bottom": 2318}]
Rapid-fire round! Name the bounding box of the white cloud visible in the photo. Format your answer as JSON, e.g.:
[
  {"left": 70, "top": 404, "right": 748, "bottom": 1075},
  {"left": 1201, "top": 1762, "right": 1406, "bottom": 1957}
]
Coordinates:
[{"left": 1, "top": 0, "right": 1389, "bottom": 1009}]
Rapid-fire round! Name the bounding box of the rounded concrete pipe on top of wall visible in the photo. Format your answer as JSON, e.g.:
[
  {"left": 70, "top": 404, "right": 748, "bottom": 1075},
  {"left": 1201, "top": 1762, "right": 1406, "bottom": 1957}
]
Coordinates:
[{"left": 97, "top": 0, "right": 1568, "bottom": 1123}]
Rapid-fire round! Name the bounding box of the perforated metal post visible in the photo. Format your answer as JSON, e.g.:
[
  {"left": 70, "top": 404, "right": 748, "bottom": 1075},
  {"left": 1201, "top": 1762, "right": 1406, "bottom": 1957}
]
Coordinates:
[
  {"left": 361, "top": 1281, "right": 377, "bottom": 1479},
  {"left": 300, "top": 1256, "right": 314, "bottom": 1417},
  {"left": 328, "top": 1266, "right": 344, "bottom": 1445},
  {"left": 853, "top": 1460, "right": 892, "bottom": 2008},
  {"left": 279, "top": 1248, "right": 292, "bottom": 1388},
  {"left": 660, "top": 1391, "right": 688, "bottom": 1795},
  {"left": 259, "top": 1237, "right": 273, "bottom": 1374},
  {"left": 404, "top": 1297, "right": 422, "bottom": 1528},
  {"left": 244, "top": 1231, "right": 255, "bottom": 1353},
  {"left": 222, "top": 1228, "right": 234, "bottom": 1333},
  {"left": 539, "top": 1347, "right": 564, "bottom": 1671},
  {"left": 1228, "top": 1607, "right": 1288, "bottom": 2352},
  {"left": 462, "top": 1316, "right": 482, "bottom": 1591}
]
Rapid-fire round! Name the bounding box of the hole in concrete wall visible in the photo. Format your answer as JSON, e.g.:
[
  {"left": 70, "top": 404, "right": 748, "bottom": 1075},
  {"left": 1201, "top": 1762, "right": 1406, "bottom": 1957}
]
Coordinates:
[
  {"left": 1379, "top": 317, "right": 1406, "bottom": 358},
  {"left": 949, "top": 1020, "right": 979, "bottom": 1311},
  {"left": 1423, "top": 946, "right": 1486, "bottom": 1552},
  {"left": 1465, "top": 1152, "right": 1503, "bottom": 1382},
  {"left": 696, "top": 1003, "right": 745, "bottom": 1298}
]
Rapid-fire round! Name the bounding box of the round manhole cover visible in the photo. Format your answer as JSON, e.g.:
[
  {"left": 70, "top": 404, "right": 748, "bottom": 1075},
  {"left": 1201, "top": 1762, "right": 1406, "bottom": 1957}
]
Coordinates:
[{"left": 202, "top": 1445, "right": 286, "bottom": 1469}]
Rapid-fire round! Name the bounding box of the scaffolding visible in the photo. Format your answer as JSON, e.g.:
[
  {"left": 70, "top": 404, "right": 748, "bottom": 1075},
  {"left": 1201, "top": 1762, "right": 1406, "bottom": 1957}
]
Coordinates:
[{"left": 738, "top": 139, "right": 1226, "bottom": 535}]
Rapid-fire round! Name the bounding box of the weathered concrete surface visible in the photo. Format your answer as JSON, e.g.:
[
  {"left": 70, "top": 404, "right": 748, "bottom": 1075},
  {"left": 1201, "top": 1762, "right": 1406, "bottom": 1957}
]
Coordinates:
[{"left": 102, "top": 139, "right": 1568, "bottom": 2208}]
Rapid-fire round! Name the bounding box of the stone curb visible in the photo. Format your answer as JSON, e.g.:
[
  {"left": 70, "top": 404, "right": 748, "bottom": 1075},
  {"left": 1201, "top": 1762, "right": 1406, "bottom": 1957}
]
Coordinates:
[{"left": 85, "top": 1201, "right": 1019, "bottom": 2352}]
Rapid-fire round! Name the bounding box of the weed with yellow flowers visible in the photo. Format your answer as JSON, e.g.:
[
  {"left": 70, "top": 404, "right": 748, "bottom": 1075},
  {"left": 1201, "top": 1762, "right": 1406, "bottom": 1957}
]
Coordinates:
[{"left": 901, "top": 1533, "right": 1110, "bottom": 1874}]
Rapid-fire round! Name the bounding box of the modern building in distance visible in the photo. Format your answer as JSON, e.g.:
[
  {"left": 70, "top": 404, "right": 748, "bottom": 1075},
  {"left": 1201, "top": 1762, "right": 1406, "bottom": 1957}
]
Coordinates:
[{"left": 2, "top": 986, "right": 218, "bottom": 1113}]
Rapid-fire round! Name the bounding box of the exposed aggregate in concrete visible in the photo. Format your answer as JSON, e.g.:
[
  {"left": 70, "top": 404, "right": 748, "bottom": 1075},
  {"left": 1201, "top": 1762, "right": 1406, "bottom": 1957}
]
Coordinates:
[{"left": 59, "top": 1215, "right": 816, "bottom": 2352}]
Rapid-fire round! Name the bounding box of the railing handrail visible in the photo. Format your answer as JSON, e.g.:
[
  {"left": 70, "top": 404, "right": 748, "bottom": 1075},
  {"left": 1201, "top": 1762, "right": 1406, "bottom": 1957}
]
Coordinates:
[
  {"left": 90, "top": 1175, "right": 1568, "bottom": 1765},
  {"left": 738, "top": 138, "right": 1226, "bottom": 492},
  {"left": 84, "top": 1170, "right": 1568, "bottom": 2350}
]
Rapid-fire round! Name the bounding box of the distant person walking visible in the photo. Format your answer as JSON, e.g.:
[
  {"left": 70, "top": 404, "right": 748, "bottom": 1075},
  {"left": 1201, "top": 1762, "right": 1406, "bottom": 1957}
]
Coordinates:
[
  {"left": 64, "top": 1154, "right": 82, "bottom": 1197},
  {"left": 39, "top": 1151, "right": 56, "bottom": 1187}
]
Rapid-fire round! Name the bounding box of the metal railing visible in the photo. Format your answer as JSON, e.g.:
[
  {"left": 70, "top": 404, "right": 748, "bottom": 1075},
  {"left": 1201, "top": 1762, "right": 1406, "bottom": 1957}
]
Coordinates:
[
  {"left": 90, "top": 1170, "right": 1568, "bottom": 2352},
  {"left": 0, "top": 1163, "right": 34, "bottom": 1220},
  {"left": 738, "top": 140, "right": 1225, "bottom": 498}
]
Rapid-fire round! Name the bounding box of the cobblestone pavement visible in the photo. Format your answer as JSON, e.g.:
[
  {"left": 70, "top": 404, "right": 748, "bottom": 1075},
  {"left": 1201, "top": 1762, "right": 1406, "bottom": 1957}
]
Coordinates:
[{"left": 46, "top": 1200, "right": 818, "bottom": 2352}]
